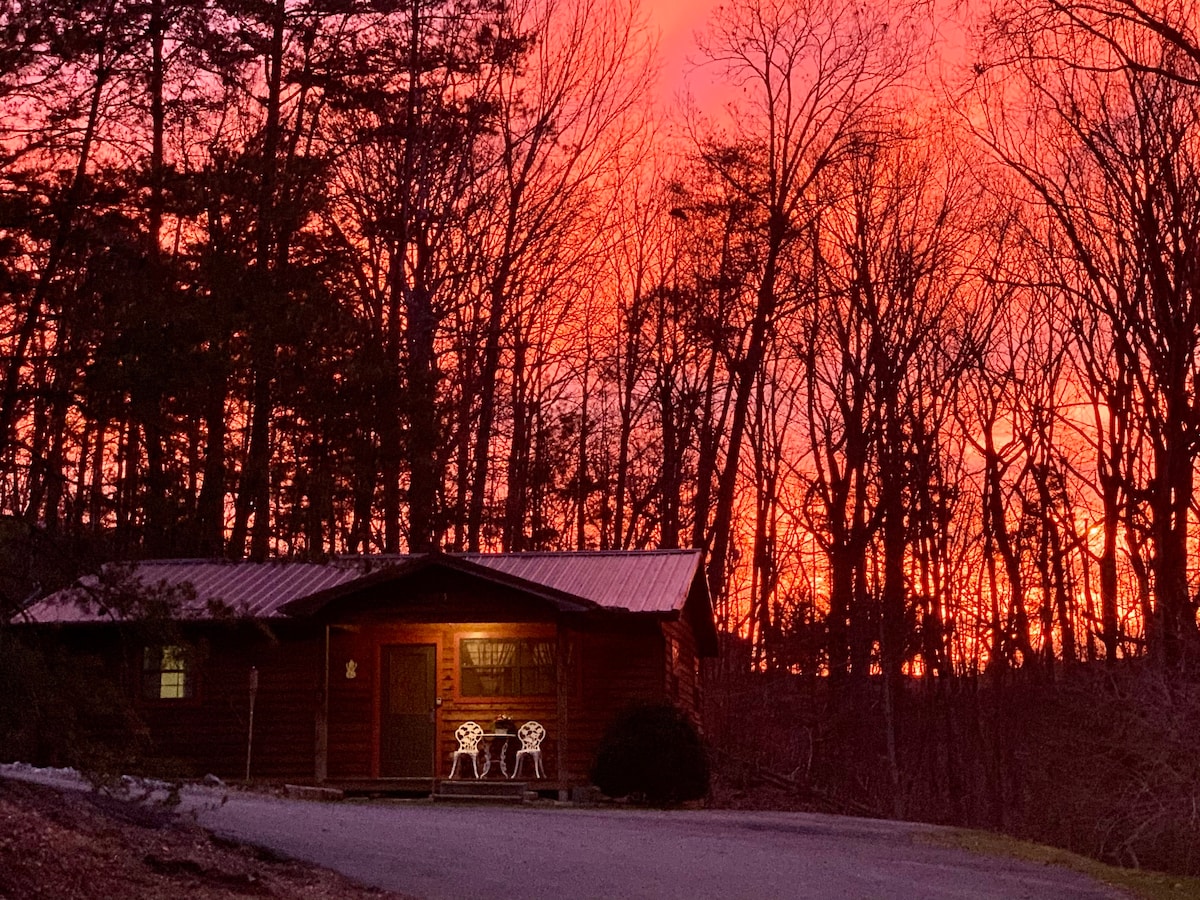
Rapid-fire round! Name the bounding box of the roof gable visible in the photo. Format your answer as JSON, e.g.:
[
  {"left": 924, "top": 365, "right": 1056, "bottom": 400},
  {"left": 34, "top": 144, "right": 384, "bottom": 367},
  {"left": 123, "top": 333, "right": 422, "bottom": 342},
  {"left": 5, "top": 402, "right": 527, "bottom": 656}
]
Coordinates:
[{"left": 281, "top": 554, "right": 603, "bottom": 618}]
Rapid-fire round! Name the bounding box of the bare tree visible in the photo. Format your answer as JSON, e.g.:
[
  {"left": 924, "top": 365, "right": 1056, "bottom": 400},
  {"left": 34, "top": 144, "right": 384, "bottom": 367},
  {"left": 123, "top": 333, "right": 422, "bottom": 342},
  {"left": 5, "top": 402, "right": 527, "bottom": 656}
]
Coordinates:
[
  {"left": 973, "top": 1, "right": 1200, "bottom": 667},
  {"left": 460, "top": 0, "right": 654, "bottom": 552},
  {"left": 691, "top": 0, "right": 912, "bottom": 613}
]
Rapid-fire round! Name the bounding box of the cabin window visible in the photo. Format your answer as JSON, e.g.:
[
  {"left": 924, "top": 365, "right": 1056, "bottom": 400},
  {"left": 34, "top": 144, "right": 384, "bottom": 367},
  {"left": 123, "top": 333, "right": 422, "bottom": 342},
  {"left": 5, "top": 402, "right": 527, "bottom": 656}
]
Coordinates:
[
  {"left": 460, "top": 638, "right": 554, "bottom": 696},
  {"left": 143, "top": 645, "right": 193, "bottom": 700},
  {"left": 666, "top": 636, "right": 681, "bottom": 695},
  {"left": 668, "top": 635, "right": 682, "bottom": 668}
]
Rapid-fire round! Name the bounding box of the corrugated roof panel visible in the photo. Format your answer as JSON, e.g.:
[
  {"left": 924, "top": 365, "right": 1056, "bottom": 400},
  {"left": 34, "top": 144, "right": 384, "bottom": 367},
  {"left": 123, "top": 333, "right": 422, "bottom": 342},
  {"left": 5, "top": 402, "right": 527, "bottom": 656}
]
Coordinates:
[
  {"left": 465, "top": 550, "right": 702, "bottom": 613},
  {"left": 22, "top": 560, "right": 368, "bottom": 624},
  {"left": 21, "top": 551, "right": 704, "bottom": 623}
]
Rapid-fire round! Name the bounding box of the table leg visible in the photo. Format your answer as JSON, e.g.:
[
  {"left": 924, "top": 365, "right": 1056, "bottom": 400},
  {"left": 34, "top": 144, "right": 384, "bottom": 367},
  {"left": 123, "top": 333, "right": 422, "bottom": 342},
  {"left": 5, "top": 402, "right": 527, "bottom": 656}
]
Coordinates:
[{"left": 480, "top": 742, "right": 492, "bottom": 778}]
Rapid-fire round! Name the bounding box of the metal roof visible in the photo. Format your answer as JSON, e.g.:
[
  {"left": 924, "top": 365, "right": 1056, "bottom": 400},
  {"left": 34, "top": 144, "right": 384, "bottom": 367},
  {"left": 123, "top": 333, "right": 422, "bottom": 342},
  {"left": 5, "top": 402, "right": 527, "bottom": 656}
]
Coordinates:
[
  {"left": 22, "top": 551, "right": 705, "bottom": 624},
  {"left": 465, "top": 551, "right": 703, "bottom": 614},
  {"left": 22, "top": 560, "right": 366, "bottom": 624}
]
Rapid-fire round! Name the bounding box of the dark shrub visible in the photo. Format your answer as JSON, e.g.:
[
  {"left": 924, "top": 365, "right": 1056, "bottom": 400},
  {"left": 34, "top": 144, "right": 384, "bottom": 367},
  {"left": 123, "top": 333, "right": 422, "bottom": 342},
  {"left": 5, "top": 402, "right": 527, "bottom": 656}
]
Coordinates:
[
  {"left": 0, "top": 630, "right": 146, "bottom": 777},
  {"left": 591, "top": 702, "right": 709, "bottom": 804}
]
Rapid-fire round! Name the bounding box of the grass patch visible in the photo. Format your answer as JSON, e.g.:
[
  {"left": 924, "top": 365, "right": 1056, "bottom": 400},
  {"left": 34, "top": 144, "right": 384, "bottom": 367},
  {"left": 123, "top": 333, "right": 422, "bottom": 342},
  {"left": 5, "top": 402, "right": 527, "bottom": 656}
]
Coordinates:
[{"left": 924, "top": 828, "right": 1200, "bottom": 900}]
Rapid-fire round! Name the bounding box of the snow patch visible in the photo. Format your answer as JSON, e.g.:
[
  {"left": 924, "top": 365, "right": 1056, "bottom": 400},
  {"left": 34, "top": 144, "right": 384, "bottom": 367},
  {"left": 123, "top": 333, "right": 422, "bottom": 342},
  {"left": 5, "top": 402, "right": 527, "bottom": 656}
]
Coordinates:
[{"left": 1, "top": 761, "right": 230, "bottom": 812}]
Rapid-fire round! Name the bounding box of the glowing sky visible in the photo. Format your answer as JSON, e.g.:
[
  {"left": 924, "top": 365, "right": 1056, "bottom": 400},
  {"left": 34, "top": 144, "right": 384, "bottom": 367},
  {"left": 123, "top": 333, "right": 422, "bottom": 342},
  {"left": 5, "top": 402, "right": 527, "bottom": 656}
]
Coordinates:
[{"left": 645, "top": 0, "right": 719, "bottom": 102}]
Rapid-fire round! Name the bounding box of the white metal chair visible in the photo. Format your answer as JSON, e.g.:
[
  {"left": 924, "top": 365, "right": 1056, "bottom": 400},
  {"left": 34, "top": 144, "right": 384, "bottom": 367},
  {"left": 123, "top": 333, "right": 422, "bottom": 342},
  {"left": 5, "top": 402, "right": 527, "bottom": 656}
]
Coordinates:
[
  {"left": 510, "top": 720, "right": 546, "bottom": 779},
  {"left": 449, "top": 721, "right": 484, "bottom": 779}
]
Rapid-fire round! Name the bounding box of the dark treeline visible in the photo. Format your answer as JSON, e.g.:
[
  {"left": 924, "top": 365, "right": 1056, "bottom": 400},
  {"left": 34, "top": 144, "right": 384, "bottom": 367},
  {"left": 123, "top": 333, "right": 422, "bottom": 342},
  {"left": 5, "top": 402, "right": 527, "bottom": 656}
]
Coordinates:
[
  {"left": 0, "top": 0, "right": 658, "bottom": 567},
  {"left": 3, "top": 0, "right": 1200, "bottom": 870}
]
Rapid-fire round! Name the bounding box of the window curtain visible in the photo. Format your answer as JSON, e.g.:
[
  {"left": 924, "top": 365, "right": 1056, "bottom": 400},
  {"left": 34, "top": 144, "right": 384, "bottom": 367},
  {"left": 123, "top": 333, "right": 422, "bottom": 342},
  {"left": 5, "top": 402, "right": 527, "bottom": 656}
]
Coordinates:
[{"left": 463, "top": 640, "right": 517, "bottom": 667}]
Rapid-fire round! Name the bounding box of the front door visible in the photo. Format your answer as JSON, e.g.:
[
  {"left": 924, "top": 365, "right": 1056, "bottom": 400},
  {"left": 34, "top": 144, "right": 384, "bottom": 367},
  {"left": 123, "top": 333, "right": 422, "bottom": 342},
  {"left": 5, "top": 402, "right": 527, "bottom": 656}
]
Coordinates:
[{"left": 380, "top": 644, "right": 437, "bottom": 777}]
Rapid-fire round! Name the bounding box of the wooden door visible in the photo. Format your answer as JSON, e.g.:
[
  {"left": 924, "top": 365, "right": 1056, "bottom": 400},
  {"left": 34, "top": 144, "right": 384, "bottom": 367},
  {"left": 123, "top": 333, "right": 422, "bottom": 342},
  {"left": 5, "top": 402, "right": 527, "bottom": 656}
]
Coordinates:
[{"left": 380, "top": 644, "right": 437, "bottom": 777}]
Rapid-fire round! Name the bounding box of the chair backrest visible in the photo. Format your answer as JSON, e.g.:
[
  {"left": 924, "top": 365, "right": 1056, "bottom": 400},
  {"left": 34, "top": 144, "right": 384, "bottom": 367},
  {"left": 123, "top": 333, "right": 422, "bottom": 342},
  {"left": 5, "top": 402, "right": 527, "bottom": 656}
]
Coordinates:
[
  {"left": 455, "top": 721, "right": 484, "bottom": 751},
  {"left": 517, "top": 720, "right": 545, "bottom": 750}
]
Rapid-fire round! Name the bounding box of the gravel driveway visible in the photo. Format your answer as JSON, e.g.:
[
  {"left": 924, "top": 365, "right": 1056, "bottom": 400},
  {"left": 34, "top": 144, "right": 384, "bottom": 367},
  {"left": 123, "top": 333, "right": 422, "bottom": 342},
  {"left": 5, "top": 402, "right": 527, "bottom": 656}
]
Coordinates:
[{"left": 183, "top": 793, "right": 1124, "bottom": 900}]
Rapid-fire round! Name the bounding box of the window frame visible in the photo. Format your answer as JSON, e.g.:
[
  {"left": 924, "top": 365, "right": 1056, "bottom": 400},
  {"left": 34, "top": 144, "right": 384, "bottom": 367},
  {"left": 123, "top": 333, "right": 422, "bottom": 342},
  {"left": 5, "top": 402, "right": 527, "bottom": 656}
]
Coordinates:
[
  {"left": 458, "top": 637, "right": 556, "bottom": 698},
  {"left": 141, "top": 644, "right": 196, "bottom": 702}
]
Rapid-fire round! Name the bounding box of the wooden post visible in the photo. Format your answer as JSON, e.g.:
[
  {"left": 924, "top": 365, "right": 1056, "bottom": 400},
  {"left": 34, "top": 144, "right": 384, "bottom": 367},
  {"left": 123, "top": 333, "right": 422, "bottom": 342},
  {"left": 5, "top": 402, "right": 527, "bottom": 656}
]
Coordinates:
[
  {"left": 315, "top": 625, "right": 329, "bottom": 783},
  {"left": 556, "top": 624, "right": 570, "bottom": 801}
]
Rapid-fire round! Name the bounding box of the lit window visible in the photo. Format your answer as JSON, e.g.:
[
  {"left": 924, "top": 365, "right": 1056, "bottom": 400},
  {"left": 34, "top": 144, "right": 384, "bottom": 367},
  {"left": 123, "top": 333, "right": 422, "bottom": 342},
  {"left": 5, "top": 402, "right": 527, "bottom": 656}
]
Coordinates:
[
  {"left": 460, "top": 639, "right": 554, "bottom": 696},
  {"left": 143, "top": 645, "right": 193, "bottom": 700}
]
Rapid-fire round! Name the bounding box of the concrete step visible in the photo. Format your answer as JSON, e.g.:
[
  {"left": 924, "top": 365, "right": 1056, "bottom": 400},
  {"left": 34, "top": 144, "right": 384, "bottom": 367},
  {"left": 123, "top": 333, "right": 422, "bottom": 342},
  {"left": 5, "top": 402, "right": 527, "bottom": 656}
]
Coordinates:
[
  {"left": 283, "top": 784, "right": 345, "bottom": 802},
  {"left": 435, "top": 779, "right": 530, "bottom": 803},
  {"left": 330, "top": 778, "right": 433, "bottom": 798}
]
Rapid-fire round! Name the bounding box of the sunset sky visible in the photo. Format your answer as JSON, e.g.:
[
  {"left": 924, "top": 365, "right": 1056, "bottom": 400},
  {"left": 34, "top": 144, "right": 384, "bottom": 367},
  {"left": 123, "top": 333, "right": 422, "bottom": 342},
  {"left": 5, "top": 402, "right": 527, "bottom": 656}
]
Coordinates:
[
  {"left": 644, "top": 0, "right": 977, "bottom": 120},
  {"left": 649, "top": 0, "right": 715, "bottom": 90}
]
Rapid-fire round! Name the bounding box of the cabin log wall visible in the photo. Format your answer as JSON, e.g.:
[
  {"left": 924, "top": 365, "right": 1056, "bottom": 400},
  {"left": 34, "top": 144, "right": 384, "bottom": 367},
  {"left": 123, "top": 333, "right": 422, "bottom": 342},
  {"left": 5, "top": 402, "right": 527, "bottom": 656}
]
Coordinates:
[
  {"left": 563, "top": 623, "right": 665, "bottom": 781},
  {"left": 66, "top": 622, "right": 325, "bottom": 782},
  {"left": 662, "top": 617, "right": 701, "bottom": 725}
]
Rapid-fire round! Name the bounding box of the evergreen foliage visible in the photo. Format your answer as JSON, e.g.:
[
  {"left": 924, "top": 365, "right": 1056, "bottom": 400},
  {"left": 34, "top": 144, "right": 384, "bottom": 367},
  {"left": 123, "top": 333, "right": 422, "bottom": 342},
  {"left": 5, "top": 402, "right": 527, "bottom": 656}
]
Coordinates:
[{"left": 591, "top": 702, "right": 709, "bottom": 805}]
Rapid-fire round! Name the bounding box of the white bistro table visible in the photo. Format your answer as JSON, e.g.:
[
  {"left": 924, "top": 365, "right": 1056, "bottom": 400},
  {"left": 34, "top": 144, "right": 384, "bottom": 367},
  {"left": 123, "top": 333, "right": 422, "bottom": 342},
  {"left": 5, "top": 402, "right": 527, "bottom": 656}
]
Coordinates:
[{"left": 477, "top": 732, "right": 518, "bottom": 778}]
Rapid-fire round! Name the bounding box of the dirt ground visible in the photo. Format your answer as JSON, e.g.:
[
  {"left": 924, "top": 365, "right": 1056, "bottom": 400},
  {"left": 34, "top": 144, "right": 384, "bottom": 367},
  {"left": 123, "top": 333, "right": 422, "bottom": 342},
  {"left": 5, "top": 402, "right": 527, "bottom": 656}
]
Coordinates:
[{"left": 0, "top": 778, "right": 410, "bottom": 900}]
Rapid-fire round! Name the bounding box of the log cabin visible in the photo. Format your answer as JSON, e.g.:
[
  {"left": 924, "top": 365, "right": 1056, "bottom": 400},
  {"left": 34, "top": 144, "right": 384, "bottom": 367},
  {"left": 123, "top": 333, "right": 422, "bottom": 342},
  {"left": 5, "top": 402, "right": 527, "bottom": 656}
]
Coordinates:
[{"left": 18, "top": 551, "right": 717, "bottom": 797}]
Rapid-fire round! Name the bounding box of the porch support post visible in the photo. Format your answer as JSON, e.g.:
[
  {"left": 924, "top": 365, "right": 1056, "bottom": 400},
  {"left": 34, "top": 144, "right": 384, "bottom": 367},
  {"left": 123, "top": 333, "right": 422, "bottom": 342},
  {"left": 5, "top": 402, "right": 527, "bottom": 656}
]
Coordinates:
[
  {"left": 315, "top": 624, "right": 329, "bottom": 783},
  {"left": 556, "top": 622, "right": 570, "bottom": 801}
]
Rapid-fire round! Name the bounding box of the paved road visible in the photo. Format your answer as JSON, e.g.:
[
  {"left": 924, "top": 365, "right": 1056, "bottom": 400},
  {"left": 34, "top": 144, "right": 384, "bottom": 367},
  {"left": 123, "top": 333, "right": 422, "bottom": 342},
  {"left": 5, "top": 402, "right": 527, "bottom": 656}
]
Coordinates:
[
  {"left": 0, "top": 768, "right": 1124, "bottom": 900},
  {"left": 183, "top": 793, "right": 1123, "bottom": 900}
]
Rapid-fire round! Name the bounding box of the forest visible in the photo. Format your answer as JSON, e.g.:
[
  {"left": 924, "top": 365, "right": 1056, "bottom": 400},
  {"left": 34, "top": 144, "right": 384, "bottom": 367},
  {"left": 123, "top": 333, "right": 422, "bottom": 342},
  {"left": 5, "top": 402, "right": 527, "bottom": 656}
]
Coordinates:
[{"left": 2, "top": 0, "right": 1200, "bottom": 874}]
